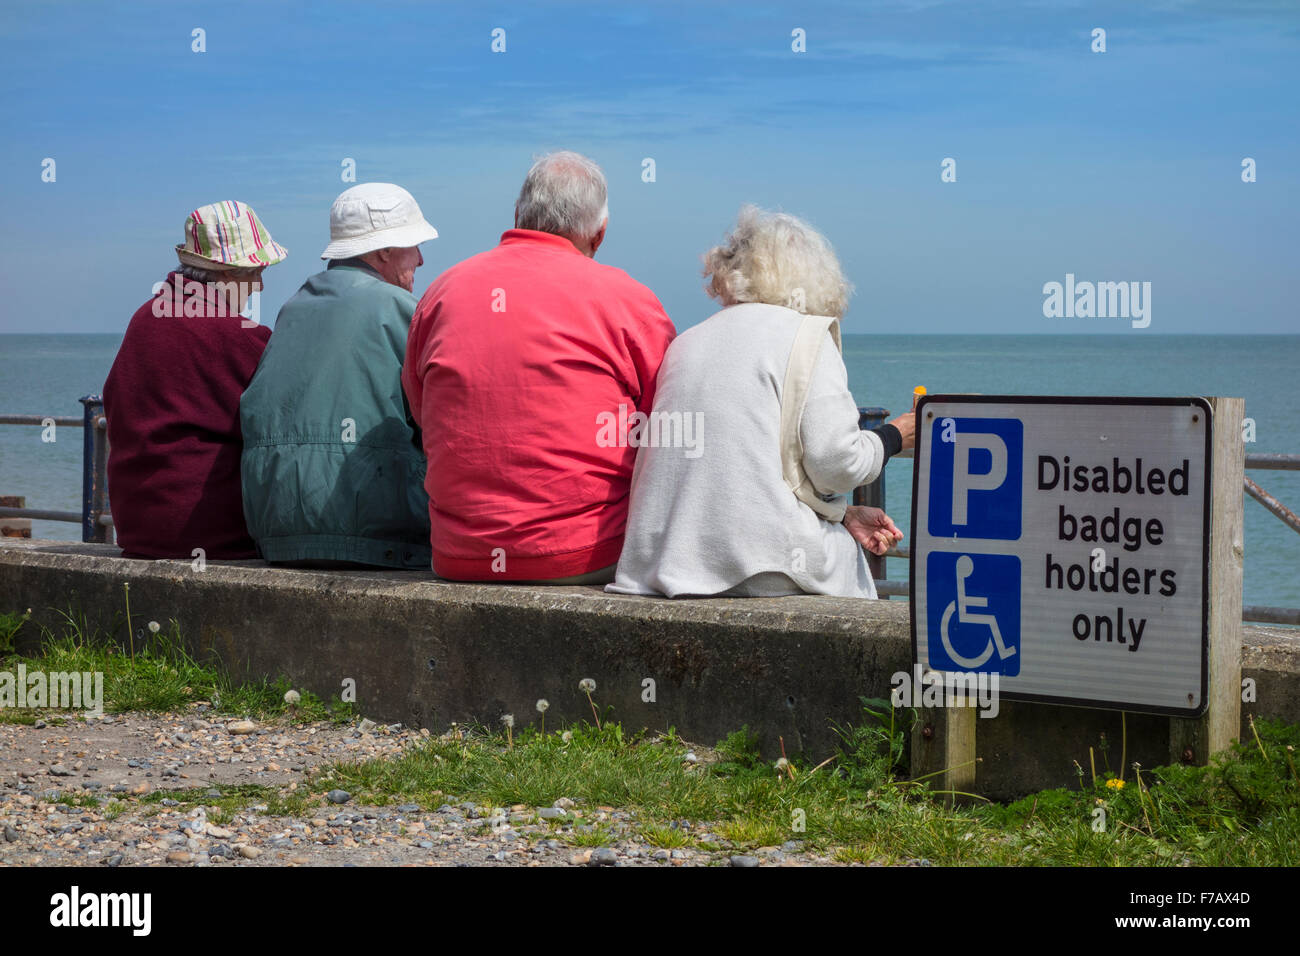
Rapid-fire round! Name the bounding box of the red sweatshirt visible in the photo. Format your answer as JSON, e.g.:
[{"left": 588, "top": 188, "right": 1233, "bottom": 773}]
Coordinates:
[
  {"left": 103, "top": 273, "right": 271, "bottom": 559},
  {"left": 403, "top": 229, "right": 676, "bottom": 580}
]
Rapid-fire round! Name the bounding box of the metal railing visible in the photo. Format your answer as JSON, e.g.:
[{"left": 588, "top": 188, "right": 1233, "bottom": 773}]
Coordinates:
[
  {"left": 0, "top": 395, "right": 112, "bottom": 543},
  {"left": 854, "top": 407, "right": 1300, "bottom": 626},
  {"left": 0, "top": 398, "right": 1296, "bottom": 624}
]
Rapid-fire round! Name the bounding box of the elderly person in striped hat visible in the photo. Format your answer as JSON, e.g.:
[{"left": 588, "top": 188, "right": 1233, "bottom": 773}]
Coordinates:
[
  {"left": 607, "top": 204, "right": 915, "bottom": 599},
  {"left": 103, "top": 201, "right": 286, "bottom": 559}
]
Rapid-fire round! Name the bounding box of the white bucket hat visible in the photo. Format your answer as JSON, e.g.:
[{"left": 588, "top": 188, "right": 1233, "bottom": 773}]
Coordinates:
[{"left": 320, "top": 183, "right": 438, "bottom": 260}]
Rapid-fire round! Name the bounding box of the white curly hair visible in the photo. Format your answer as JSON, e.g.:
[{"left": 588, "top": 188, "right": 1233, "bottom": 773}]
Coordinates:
[{"left": 701, "top": 205, "right": 852, "bottom": 318}]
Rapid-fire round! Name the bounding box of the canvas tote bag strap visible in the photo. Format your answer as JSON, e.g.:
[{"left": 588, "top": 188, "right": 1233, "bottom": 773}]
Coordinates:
[{"left": 779, "top": 313, "right": 847, "bottom": 522}]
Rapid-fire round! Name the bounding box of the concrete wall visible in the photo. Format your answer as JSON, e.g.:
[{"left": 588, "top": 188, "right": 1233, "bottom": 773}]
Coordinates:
[{"left": 2, "top": 539, "right": 1297, "bottom": 800}]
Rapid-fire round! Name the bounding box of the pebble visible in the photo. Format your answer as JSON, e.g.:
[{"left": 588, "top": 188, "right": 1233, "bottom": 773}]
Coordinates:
[
  {"left": 730, "top": 855, "right": 760, "bottom": 868},
  {"left": 652, "top": 849, "right": 670, "bottom": 861},
  {"left": 49, "top": 764, "right": 73, "bottom": 776},
  {"left": 165, "top": 851, "right": 193, "bottom": 864},
  {"left": 553, "top": 797, "right": 575, "bottom": 810},
  {"left": 327, "top": 790, "right": 352, "bottom": 804},
  {"left": 238, "top": 846, "right": 262, "bottom": 859},
  {"left": 537, "top": 807, "right": 567, "bottom": 820},
  {"left": 227, "top": 720, "right": 257, "bottom": 735},
  {"left": 590, "top": 847, "right": 619, "bottom": 866},
  {"left": 3, "top": 825, "right": 18, "bottom": 842}
]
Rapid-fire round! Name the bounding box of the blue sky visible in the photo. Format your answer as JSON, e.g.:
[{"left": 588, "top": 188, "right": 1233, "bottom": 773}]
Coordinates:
[{"left": 1, "top": 0, "right": 1296, "bottom": 334}]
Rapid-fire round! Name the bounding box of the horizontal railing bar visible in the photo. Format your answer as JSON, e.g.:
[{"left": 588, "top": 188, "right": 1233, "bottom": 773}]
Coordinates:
[
  {"left": 1242, "top": 605, "right": 1300, "bottom": 626},
  {"left": 0, "top": 415, "right": 84, "bottom": 427},
  {"left": 0, "top": 508, "right": 112, "bottom": 525},
  {"left": 0, "top": 506, "right": 81, "bottom": 522},
  {"left": 1245, "top": 454, "right": 1300, "bottom": 471}
]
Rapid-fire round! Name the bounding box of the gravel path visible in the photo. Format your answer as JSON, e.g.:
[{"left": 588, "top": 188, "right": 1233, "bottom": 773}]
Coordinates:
[{"left": 0, "top": 710, "right": 853, "bottom": 867}]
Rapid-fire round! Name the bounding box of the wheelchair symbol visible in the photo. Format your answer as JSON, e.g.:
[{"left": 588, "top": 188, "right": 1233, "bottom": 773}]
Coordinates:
[{"left": 940, "top": 555, "right": 1018, "bottom": 669}]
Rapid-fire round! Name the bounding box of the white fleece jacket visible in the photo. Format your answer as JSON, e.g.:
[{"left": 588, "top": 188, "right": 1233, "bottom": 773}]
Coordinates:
[{"left": 605, "top": 302, "right": 886, "bottom": 599}]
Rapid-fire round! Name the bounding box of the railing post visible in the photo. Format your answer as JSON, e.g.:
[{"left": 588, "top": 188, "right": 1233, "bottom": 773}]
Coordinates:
[
  {"left": 856, "top": 406, "right": 890, "bottom": 580},
  {"left": 79, "top": 394, "right": 110, "bottom": 544}
]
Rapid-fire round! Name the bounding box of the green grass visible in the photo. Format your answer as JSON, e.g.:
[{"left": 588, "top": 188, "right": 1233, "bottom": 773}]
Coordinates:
[
  {"left": 133, "top": 783, "right": 313, "bottom": 818},
  {"left": 315, "top": 710, "right": 1300, "bottom": 866},
  {"left": 0, "top": 605, "right": 353, "bottom": 723}
]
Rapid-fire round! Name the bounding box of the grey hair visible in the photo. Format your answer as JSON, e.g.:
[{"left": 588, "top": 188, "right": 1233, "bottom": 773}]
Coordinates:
[
  {"left": 701, "top": 205, "right": 853, "bottom": 319},
  {"left": 514, "top": 151, "right": 609, "bottom": 240},
  {"left": 177, "top": 262, "right": 227, "bottom": 284}
]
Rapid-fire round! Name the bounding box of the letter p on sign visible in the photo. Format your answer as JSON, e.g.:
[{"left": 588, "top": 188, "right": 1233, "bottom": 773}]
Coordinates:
[
  {"left": 952, "top": 433, "right": 1008, "bottom": 525},
  {"left": 928, "top": 416, "right": 1023, "bottom": 540}
]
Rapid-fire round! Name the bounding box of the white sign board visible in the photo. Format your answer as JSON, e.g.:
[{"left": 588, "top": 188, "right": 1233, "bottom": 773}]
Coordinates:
[{"left": 910, "top": 396, "right": 1211, "bottom": 716}]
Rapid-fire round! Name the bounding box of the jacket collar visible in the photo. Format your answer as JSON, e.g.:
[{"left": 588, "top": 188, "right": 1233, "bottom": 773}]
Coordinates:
[
  {"left": 497, "top": 228, "right": 584, "bottom": 255},
  {"left": 327, "top": 257, "right": 384, "bottom": 279}
]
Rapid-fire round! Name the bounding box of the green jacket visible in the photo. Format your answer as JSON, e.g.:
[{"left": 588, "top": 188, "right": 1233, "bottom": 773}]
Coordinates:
[{"left": 239, "top": 261, "right": 432, "bottom": 568}]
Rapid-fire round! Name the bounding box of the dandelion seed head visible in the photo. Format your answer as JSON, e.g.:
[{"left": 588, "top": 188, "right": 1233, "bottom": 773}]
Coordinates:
[
  {"left": 502, "top": 714, "right": 514, "bottom": 728},
  {"left": 283, "top": 689, "right": 301, "bottom": 705},
  {"left": 536, "top": 699, "right": 549, "bottom": 712},
  {"left": 147, "top": 621, "right": 161, "bottom": 633},
  {"left": 579, "top": 678, "right": 596, "bottom": 693}
]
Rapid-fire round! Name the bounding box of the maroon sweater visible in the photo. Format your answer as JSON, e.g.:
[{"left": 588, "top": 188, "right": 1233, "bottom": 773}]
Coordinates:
[{"left": 103, "top": 272, "right": 271, "bottom": 559}]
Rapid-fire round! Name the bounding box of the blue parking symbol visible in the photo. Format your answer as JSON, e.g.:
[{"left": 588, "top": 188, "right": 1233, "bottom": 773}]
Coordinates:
[
  {"left": 926, "top": 552, "right": 1021, "bottom": 676},
  {"left": 928, "top": 417, "right": 1023, "bottom": 540}
]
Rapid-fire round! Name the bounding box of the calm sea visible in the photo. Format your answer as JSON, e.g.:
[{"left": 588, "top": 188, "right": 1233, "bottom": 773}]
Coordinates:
[{"left": 2, "top": 333, "right": 1298, "bottom": 610}]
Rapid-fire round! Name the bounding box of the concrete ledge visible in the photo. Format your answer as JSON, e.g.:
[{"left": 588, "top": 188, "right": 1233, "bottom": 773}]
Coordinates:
[{"left": 2, "top": 538, "right": 1297, "bottom": 799}]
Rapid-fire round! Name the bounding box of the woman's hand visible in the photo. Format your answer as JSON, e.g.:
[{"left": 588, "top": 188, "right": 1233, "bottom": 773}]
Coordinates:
[
  {"left": 843, "top": 505, "right": 904, "bottom": 556},
  {"left": 887, "top": 389, "right": 921, "bottom": 452}
]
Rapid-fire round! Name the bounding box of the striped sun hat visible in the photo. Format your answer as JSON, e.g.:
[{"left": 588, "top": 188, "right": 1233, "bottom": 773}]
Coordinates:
[{"left": 175, "top": 200, "right": 288, "bottom": 271}]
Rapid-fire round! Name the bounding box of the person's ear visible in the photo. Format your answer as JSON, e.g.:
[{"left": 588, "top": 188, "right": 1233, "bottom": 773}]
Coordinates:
[{"left": 590, "top": 219, "right": 608, "bottom": 255}]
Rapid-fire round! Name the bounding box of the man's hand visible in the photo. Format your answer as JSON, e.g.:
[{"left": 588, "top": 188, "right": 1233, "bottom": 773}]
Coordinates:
[{"left": 843, "top": 505, "right": 904, "bottom": 556}]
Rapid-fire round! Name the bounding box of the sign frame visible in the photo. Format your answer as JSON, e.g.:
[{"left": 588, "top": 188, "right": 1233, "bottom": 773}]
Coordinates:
[{"left": 908, "top": 394, "right": 1213, "bottom": 718}]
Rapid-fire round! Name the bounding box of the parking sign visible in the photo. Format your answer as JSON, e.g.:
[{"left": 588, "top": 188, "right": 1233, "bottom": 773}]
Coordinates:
[{"left": 910, "top": 396, "right": 1211, "bottom": 716}]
